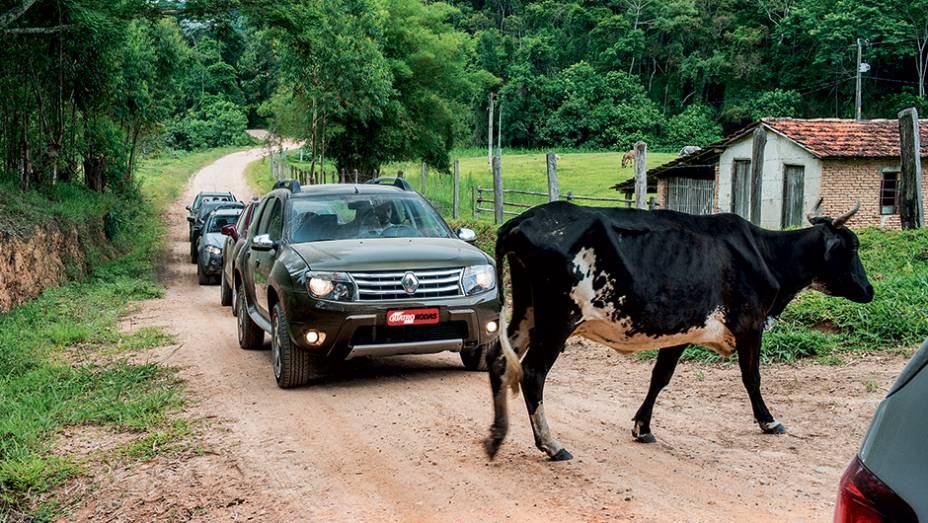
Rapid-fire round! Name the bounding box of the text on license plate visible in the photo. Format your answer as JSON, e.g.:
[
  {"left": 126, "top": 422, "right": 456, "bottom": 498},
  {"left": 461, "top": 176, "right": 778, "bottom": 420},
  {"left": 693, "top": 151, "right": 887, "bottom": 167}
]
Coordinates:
[{"left": 386, "top": 308, "right": 440, "bottom": 326}]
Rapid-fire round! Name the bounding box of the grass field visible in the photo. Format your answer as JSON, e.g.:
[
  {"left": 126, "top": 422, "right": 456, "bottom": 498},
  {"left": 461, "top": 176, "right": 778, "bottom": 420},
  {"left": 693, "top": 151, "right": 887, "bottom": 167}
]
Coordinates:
[
  {"left": 244, "top": 155, "right": 274, "bottom": 195},
  {"left": 286, "top": 149, "right": 676, "bottom": 221}
]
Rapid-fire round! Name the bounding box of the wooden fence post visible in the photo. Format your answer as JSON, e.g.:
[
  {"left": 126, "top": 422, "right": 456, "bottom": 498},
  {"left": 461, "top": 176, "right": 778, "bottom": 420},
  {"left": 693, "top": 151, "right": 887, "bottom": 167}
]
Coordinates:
[
  {"left": 493, "top": 153, "right": 503, "bottom": 224},
  {"left": 452, "top": 160, "right": 460, "bottom": 219},
  {"left": 750, "top": 127, "right": 767, "bottom": 225},
  {"left": 420, "top": 161, "right": 427, "bottom": 193},
  {"left": 898, "top": 107, "right": 924, "bottom": 229},
  {"left": 648, "top": 196, "right": 657, "bottom": 210},
  {"left": 634, "top": 141, "right": 648, "bottom": 209},
  {"left": 352, "top": 169, "right": 359, "bottom": 184},
  {"left": 339, "top": 168, "right": 345, "bottom": 184},
  {"left": 472, "top": 186, "right": 477, "bottom": 219},
  {"left": 546, "top": 151, "right": 559, "bottom": 202}
]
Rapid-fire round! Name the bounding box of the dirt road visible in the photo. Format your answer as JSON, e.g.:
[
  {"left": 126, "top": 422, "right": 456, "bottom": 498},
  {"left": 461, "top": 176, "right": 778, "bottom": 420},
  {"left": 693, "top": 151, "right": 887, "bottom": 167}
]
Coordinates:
[{"left": 68, "top": 149, "right": 911, "bottom": 522}]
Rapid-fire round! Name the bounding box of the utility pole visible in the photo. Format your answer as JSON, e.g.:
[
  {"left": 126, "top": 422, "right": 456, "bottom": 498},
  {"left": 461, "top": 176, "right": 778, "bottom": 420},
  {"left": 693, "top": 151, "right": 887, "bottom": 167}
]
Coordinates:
[
  {"left": 856, "top": 38, "right": 863, "bottom": 121},
  {"left": 487, "top": 93, "right": 495, "bottom": 166}
]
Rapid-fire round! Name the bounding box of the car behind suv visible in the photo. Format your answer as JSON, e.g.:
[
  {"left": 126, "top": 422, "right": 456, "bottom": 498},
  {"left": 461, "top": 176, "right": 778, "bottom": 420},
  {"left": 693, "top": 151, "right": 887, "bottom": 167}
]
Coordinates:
[
  {"left": 186, "top": 192, "right": 234, "bottom": 240},
  {"left": 220, "top": 198, "right": 259, "bottom": 308},
  {"left": 234, "top": 184, "right": 499, "bottom": 387},
  {"left": 196, "top": 207, "right": 243, "bottom": 285}
]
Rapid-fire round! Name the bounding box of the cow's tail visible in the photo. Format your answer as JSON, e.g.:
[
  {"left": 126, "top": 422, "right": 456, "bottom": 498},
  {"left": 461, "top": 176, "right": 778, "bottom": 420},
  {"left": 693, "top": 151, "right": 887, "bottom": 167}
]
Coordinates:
[{"left": 495, "top": 231, "right": 523, "bottom": 394}]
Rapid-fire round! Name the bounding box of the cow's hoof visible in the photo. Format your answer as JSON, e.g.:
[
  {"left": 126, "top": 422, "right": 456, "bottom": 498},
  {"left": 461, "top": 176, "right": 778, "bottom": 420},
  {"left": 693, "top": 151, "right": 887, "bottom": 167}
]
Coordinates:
[
  {"left": 634, "top": 432, "right": 657, "bottom": 444},
  {"left": 549, "top": 448, "right": 573, "bottom": 461},
  {"left": 760, "top": 420, "right": 788, "bottom": 434},
  {"left": 484, "top": 437, "right": 502, "bottom": 460}
]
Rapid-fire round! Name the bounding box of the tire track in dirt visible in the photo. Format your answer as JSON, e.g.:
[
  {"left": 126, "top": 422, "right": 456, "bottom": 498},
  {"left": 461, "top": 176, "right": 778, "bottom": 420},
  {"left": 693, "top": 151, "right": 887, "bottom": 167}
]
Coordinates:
[{"left": 70, "top": 148, "right": 911, "bottom": 522}]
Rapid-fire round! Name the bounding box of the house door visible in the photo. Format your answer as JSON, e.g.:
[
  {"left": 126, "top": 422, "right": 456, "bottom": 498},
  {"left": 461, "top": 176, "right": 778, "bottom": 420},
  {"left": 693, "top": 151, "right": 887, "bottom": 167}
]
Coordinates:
[
  {"left": 731, "top": 160, "right": 751, "bottom": 219},
  {"left": 782, "top": 165, "right": 805, "bottom": 228}
]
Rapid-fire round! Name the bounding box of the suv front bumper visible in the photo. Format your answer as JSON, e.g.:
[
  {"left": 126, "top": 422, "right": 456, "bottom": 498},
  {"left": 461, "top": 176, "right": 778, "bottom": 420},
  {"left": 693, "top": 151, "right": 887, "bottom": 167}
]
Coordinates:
[{"left": 282, "top": 290, "right": 500, "bottom": 360}]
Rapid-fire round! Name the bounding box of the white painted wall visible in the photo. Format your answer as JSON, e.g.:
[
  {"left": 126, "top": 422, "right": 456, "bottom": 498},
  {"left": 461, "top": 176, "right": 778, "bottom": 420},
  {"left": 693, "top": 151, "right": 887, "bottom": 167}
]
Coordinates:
[{"left": 717, "top": 127, "right": 823, "bottom": 229}]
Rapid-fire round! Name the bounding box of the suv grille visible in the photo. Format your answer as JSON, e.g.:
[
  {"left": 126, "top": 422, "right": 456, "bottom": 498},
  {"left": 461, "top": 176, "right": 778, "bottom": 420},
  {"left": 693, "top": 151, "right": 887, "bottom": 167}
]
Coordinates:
[
  {"left": 350, "top": 268, "right": 463, "bottom": 301},
  {"left": 350, "top": 321, "right": 469, "bottom": 346}
]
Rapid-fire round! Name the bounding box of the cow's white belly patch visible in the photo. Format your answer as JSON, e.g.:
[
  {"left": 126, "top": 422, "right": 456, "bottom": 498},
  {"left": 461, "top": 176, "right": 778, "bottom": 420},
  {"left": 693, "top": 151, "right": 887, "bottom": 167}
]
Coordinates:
[{"left": 568, "top": 247, "right": 736, "bottom": 356}]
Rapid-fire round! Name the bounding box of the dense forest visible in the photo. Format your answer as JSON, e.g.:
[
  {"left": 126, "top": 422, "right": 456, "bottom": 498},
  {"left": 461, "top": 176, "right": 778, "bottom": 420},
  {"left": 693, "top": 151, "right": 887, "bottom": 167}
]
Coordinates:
[{"left": 2, "top": 0, "right": 927, "bottom": 188}]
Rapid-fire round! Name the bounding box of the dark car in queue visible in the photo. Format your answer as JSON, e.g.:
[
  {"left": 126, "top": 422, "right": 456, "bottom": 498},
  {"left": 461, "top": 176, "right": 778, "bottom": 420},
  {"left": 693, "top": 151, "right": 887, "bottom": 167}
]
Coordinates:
[
  {"left": 190, "top": 200, "right": 244, "bottom": 263},
  {"left": 834, "top": 338, "right": 928, "bottom": 522},
  {"left": 186, "top": 191, "right": 235, "bottom": 240},
  {"left": 233, "top": 184, "right": 499, "bottom": 388},
  {"left": 219, "top": 198, "right": 260, "bottom": 308},
  {"left": 196, "top": 207, "right": 243, "bottom": 285}
]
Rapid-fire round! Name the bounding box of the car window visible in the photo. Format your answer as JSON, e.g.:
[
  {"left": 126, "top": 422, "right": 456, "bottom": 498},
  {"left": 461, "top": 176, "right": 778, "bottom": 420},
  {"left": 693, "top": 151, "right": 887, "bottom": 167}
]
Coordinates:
[
  {"left": 267, "top": 200, "right": 284, "bottom": 241},
  {"left": 208, "top": 214, "right": 239, "bottom": 233},
  {"left": 255, "top": 198, "right": 279, "bottom": 236},
  {"left": 235, "top": 206, "right": 250, "bottom": 235},
  {"left": 288, "top": 193, "right": 452, "bottom": 243}
]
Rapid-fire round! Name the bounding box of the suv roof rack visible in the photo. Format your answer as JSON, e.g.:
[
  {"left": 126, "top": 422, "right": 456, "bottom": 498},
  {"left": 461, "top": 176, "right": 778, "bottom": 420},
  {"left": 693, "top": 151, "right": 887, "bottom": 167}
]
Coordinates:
[
  {"left": 368, "top": 177, "right": 413, "bottom": 191},
  {"left": 272, "top": 179, "right": 302, "bottom": 193}
]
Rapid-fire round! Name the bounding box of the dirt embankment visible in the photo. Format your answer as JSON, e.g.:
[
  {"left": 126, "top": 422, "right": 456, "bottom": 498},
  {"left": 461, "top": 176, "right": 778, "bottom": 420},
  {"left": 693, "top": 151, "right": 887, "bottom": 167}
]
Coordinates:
[{"left": 0, "top": 221, "right": 110, "bottom": 313}]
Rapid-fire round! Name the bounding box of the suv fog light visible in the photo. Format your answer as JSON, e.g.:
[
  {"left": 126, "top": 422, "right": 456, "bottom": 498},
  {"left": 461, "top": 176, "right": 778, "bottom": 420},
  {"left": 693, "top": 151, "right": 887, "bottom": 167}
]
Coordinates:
[
  {"left": 486, "top": 320, "right": 498, "bottom": 334},
  {"left": 305, "top": 330, "right": 325, "bottom": 345}
]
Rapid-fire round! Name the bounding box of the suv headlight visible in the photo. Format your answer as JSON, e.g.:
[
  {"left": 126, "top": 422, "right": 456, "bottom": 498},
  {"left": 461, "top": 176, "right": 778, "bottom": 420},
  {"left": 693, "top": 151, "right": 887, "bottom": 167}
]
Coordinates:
[
  {"left": 461, "top": 264, "right": 495, "bottom": 295},
  {"left": 306, "top": 271, "right": 355, "bottom": 301},
  {"left": 206, "top": 245, "right": 222, "bottom": 256}
]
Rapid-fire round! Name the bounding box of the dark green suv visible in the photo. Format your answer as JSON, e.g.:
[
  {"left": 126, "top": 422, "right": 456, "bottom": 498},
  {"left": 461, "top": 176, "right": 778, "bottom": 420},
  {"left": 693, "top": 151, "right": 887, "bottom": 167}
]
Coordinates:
[{"left": 234, "top": 183, "right": 500, "bottom": 387}]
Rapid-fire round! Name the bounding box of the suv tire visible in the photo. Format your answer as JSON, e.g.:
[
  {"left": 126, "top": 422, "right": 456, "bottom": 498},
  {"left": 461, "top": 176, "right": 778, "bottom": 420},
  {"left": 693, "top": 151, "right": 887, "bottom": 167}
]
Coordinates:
[
  {"left": 237, "top": 282, "right": 264, "bottom": 350},
  {"left": 197, "top": 263, "right": 209, "bottom": 285},
  {"left": 190, "top": 242, "right": 197, "bottom": 264},
  {"left": 271, "top": 304, "right": 313, "bottom": 388},
  {"left": 220, "top": 271, "right": 233, "bottom": 306},
  {"left": 460, "top": 344, "right": 489, "bottom": 371}
]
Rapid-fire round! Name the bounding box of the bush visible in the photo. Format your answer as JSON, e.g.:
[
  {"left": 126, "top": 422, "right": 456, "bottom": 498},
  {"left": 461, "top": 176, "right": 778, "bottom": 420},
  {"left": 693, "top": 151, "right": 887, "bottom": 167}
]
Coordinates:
[
  {"left": 750, "top": 89, "right": 801, "bottom": 120},
  {"left": 662, "top": 104, "right": 722, "bottom": 149},
  {"left": 166, "top": 98, "right": 251, "bottom": 150}
]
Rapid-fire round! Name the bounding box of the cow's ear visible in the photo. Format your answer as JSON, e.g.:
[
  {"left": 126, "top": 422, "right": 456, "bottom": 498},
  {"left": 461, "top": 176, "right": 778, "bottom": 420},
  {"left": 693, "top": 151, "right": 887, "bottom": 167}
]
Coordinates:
[{"left": 824, "top": 237, "right": 842, "bottom": 261}]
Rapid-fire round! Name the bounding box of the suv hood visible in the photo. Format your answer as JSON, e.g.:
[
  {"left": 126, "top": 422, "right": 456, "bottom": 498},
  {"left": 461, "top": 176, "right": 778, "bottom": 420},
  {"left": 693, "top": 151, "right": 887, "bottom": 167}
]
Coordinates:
[
  {"left": 291, "top": 238, "right": 491, "bottom": 271},
  {"left": 202, "top": 233, "right": 226, "bottom": 249}
]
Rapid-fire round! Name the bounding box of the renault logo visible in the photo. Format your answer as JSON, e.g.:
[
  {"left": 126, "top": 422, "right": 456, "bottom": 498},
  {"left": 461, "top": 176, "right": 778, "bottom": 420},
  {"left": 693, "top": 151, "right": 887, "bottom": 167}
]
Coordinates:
[{"left": 401, "top": 272, "right": 419, "bottom": 294}]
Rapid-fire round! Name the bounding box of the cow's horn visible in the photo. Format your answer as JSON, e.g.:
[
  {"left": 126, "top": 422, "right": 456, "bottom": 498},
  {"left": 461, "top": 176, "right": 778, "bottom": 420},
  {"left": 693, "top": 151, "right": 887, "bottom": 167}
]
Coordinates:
[
  {"left": 806, "top": 197, "right": 824, "bottom": 225},
  {"left": 832, "top": 200, "right": 861, "bottom": 228}
]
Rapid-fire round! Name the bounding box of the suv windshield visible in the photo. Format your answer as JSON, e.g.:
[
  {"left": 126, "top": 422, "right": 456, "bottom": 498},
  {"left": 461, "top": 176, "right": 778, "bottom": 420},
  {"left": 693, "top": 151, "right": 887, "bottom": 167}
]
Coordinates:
[
  {"left": 208, "top": 214, "right": 239, "bottom": 233},
  {"left": 289, "top": 193, "right": 451, "bottom": 243}
]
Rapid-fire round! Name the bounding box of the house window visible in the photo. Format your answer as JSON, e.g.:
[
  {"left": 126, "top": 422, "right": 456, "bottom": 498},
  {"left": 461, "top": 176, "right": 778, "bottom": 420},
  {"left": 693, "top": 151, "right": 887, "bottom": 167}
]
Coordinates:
[
  {"left": 880, "top": 170, "right": 899, "bottom": 215},
  {"left": 731, "top": 160, "right": 751, "bottom": 218}
]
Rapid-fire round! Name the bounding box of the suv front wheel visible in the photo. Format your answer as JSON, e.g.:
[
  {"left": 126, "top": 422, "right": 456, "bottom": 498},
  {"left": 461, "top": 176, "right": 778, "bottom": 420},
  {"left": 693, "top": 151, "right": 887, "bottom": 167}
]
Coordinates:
[
  {"left": 271, "top": 304, "right": 316, "bottom": 388},
  {"left": 460, "top": 344, "right": 490, "bottom": 371}
]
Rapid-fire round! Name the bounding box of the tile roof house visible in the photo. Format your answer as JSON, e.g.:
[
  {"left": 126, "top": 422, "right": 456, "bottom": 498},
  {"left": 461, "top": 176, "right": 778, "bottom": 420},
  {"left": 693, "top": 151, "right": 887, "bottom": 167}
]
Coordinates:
[{"left": 645, "top": 118, "right": 928, "bottom": 229}]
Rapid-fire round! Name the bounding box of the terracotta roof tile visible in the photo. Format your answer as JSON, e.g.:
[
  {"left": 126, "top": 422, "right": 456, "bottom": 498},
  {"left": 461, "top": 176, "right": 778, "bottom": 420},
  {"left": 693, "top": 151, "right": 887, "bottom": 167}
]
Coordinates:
[{"left": 762, "top": 118, "right": 928, "bottom": 158}]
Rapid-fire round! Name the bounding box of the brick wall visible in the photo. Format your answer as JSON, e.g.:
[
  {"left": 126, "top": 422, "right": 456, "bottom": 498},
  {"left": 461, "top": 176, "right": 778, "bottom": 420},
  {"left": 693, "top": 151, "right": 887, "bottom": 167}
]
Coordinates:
[
  {"left": 657, "top": 179, "right": 668, "bottom": 208},
  {"left": 713, "top": 164, "right": 721, "bottom": 213},
  {"left": 819, "top": 159, "right": 928, "bottom": 229}
]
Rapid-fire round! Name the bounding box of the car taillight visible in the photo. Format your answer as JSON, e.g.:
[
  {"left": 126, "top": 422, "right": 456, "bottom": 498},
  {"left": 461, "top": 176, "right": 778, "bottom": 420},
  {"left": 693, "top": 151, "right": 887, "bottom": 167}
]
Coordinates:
[{"left": 835, "top": 456, "right": 917, "bottom": 523}]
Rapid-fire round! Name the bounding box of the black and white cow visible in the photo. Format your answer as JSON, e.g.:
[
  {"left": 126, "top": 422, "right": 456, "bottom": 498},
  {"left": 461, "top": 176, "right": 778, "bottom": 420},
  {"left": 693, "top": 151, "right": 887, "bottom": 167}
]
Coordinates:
[{"left": 484, "top": 199, "right": 873, "bottom": 461}]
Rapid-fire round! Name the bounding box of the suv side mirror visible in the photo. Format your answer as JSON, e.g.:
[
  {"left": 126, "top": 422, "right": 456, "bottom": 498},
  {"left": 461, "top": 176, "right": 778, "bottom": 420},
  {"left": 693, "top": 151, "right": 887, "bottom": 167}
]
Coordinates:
[
  {"left": 221, "top": 223, "right": 237, "bottom": 240},
  {"left": 186, "top": 216, "right": 195, "bottom": 223},
  {"left": 457, "top": 227, "right": 477, "bottom": 243},
  {"left": 252, "top": 233, "right": 277, "bottom": 251},
  {"left": 185, "top": 205, "right": 191, "bottom": 211}
]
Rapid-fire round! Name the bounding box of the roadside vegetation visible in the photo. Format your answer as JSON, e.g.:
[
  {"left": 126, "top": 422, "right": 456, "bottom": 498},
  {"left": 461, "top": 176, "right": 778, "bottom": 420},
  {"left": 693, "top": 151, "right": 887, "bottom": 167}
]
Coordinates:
[{"left": 0, "top": 149, "right": 238, "bottom": 521}]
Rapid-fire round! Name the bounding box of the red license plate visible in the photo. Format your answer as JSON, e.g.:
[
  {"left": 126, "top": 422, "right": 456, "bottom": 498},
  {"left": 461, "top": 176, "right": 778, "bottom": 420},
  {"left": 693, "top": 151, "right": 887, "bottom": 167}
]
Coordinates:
[{"left": 386, "top": 308, "right": 440, "bottom": 326}]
